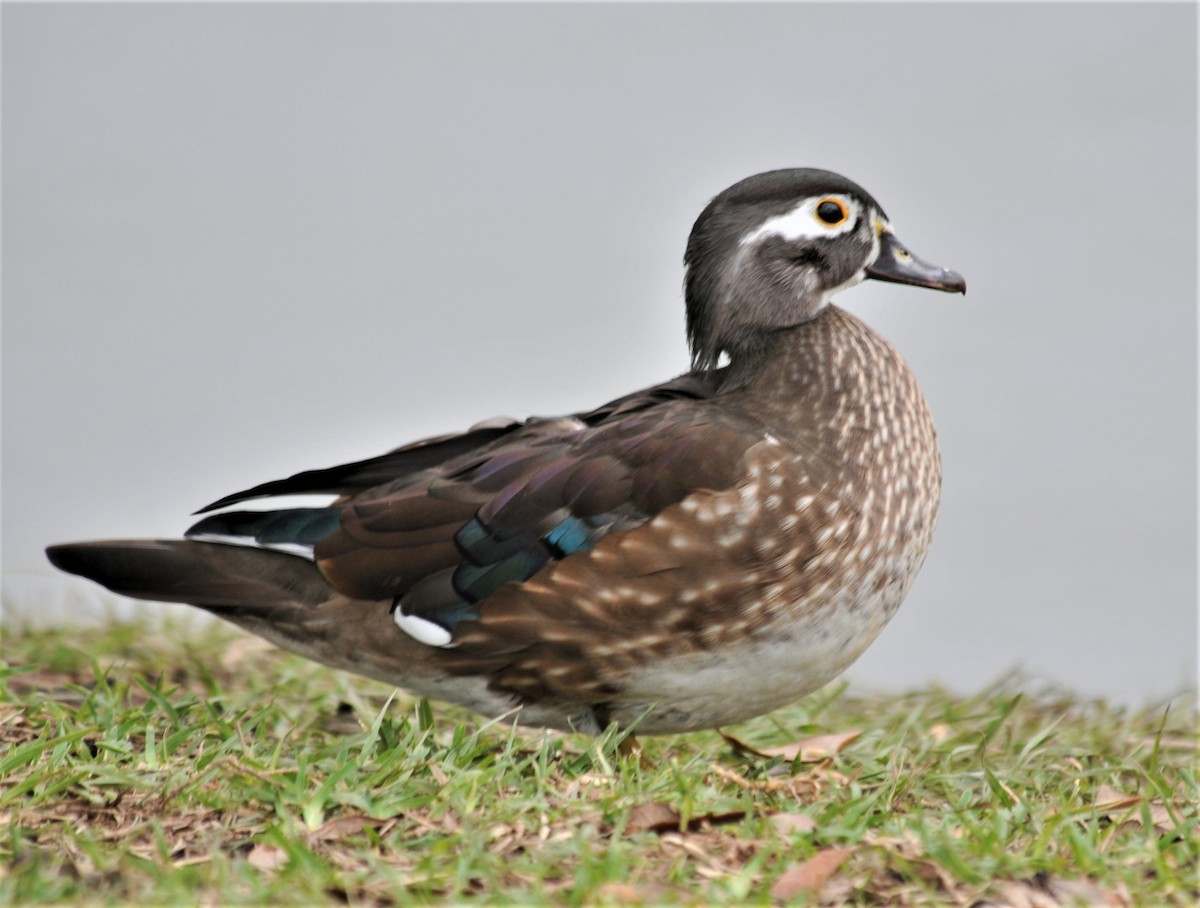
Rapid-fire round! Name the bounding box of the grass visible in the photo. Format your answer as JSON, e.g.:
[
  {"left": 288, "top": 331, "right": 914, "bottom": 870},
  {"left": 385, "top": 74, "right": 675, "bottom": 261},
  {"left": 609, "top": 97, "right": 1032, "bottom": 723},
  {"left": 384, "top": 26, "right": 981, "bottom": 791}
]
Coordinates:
[{"left": 1, "top": 617, "right": 1195, "bottom": 906}]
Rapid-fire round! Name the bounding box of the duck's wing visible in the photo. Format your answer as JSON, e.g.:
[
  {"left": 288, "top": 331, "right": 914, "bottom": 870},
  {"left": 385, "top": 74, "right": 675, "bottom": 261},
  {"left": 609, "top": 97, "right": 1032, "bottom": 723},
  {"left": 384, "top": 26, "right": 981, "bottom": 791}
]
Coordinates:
[{"left": 181, "top": 369, "right": 756, "bottom": 646}]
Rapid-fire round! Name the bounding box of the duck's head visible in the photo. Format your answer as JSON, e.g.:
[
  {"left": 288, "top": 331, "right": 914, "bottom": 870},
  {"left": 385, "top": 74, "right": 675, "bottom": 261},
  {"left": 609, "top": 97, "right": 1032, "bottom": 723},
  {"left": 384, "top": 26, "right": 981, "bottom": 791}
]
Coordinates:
[{"left": 684, "top": 168, "right": 966, "bottom": 371}]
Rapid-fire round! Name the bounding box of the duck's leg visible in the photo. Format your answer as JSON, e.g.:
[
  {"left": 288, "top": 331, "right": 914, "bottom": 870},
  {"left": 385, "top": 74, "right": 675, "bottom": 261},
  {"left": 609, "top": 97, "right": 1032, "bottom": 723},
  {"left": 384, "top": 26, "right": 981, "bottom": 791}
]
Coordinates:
[
  {"left": 616, "top": 733, "right": 648, "bottom": 764},
  {"left": 588, "top": 704, "right": 653, "bottom": 768}
]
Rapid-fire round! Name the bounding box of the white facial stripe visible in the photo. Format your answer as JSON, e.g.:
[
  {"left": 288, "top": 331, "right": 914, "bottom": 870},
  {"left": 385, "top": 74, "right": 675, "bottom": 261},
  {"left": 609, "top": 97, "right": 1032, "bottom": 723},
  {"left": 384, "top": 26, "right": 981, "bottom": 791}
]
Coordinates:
[{"left": 739, "top": 195, "right": 861, "bottom": 246}]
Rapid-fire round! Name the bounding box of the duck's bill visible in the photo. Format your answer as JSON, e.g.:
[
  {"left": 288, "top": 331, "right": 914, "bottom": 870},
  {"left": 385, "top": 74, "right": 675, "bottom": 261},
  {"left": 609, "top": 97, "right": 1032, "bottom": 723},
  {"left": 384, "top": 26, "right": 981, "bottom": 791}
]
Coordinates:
[{"left": 866, "top": 232, "right": 966, "bottom": 294}]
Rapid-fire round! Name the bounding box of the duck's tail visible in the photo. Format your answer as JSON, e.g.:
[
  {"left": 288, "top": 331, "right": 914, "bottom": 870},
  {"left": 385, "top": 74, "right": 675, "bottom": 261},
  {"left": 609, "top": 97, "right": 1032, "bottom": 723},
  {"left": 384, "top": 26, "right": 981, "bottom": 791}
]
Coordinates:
[
  {"left": 46, "top": 539, "right": 329, "bottom": 613},
  {"left": 46, "top": 539, "right": 428, "bottom": 688}
]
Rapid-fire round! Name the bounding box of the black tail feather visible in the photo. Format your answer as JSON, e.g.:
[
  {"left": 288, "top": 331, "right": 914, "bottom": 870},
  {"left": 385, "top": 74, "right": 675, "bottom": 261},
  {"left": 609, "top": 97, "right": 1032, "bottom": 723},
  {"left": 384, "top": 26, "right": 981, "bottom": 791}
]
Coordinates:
[
  {"left": 185, "top": 507, "right": 339, "bottom": 551},
  {"left": 46, "top": 540, "right": 330, "bottom": 611},
  {"left": 193, "top": 424, "right": 518, "bottom": 514}
]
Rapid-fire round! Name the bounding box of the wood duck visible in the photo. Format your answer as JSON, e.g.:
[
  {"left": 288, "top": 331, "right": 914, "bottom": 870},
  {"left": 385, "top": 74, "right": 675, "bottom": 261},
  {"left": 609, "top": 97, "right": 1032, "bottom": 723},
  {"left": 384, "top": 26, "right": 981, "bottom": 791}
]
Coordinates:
[{"left": 48, "top": 169, "right": 965, "bottom": 735}]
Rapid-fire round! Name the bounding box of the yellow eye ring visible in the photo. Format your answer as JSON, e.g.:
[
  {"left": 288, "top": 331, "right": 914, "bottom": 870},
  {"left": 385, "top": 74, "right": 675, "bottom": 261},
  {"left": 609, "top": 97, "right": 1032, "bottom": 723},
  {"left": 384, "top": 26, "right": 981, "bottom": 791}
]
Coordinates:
[{"left": 815, "top": 197, "right": 849, "bottom": 227}]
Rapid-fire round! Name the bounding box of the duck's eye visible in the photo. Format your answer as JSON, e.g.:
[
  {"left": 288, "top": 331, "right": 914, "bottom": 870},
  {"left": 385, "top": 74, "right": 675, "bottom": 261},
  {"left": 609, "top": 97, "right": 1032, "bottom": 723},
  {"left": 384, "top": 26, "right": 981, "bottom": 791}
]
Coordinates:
[{"left": 815, "top": 198, "right": 849, "bottom": 227}]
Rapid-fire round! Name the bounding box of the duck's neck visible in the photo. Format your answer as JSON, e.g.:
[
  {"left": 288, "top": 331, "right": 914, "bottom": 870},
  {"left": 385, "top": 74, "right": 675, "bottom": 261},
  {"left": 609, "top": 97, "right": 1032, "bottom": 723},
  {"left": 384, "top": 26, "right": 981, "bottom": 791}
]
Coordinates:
[{"left": 719, "top": 305, "right": 927, "bottom": 454}]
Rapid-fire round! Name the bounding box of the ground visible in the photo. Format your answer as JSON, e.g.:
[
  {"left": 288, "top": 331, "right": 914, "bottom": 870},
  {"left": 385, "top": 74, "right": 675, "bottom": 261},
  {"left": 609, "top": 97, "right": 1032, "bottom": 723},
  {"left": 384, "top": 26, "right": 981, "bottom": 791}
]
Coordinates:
[{"left": 1, "top": 618, "right": 1195, "bottom": 905}]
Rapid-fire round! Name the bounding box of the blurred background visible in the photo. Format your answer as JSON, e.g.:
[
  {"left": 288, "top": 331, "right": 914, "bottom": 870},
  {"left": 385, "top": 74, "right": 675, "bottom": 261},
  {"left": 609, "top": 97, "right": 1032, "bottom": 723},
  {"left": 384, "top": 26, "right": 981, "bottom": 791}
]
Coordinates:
[{"left": 3, "top": 4, "right": 1195, "bottom": 705}]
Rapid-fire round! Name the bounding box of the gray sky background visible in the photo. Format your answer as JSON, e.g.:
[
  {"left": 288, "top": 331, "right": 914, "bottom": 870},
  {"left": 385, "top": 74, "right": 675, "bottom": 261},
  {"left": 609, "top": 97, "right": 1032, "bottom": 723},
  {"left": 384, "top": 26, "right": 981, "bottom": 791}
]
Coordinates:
[{"left": 3, "top": 3, "right": 1196, "bottom": 705}]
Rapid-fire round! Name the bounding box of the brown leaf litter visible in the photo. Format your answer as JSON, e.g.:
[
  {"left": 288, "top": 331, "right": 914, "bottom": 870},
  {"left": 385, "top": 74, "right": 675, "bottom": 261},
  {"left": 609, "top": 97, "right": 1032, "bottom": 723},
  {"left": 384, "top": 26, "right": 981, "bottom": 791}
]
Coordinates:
[
  {"left": 720, "top": 728, "right": 863, "bottom": 762},
  {"left": 769, "top": 846, "right": 854, "bottom": 900}
]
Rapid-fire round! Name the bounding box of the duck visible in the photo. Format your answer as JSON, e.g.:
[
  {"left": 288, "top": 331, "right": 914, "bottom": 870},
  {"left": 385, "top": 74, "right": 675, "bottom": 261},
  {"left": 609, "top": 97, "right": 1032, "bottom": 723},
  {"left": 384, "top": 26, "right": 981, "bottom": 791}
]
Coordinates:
[{"left": 47, "top": 168, "right": 965, "bottom": 735}]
